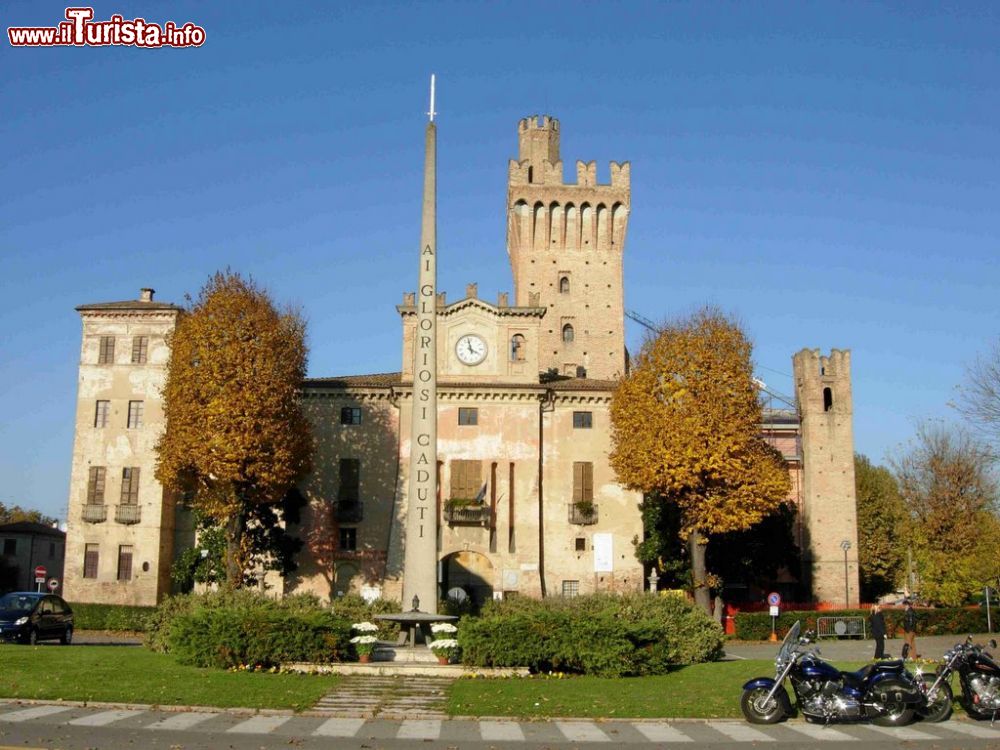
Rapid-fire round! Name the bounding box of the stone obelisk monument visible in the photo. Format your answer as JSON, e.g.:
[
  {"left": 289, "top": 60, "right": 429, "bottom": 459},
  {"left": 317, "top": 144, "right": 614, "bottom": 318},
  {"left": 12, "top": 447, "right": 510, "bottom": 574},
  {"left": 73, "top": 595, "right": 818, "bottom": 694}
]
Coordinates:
[{"left": 403, "top": 76, "right": 439, "bottom": 614}]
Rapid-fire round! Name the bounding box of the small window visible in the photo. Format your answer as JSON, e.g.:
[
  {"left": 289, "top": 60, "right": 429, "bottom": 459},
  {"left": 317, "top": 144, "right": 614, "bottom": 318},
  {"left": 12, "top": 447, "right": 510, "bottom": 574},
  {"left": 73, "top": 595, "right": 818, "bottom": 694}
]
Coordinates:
[
  {"left": 131, "top": 336, "right": 148, "bottom": 364},
  {"left": 339, "top": 459, "right": 360, "bottom": 504},
  {"left": 562, "top": 324, "right": 574, "bottom": 343},
  {"left": 127, "top": 400, "right": 144, "bottom": 429},
  {"left": 573, "top": 411, "right": 593, "bottom": 429},
  {"left": 510, "top": 334, "right": 526, "bottom": 362},
  {"left": 83, "top": 544, "right": 99, "bottom": 579},
  {"left": 823, "top": 387, "right": 833, "bottom": 412},
  {"left": 574, "top": 537, "right": 586, "bottom": 552},
  {"left": 120, "top": 467, "right": 140, "bottom": 505},
  {"left": 94, "top": 400, "right": 110, "bottom": 428},
  {"left": 562, "top": 580, "right": 580, "bottom": 598},
  {"left": 458, "top": 407, "right": 478, "bottom": 426},
  {"left": 340, "top": 407, "right": 362, "bottom": 425},
  {"left": 339, "top": 527, "right": 357, "bottom": 551},
  {"left": 2, "top": 539, "right": 16, "bottom": 557},
  {"left": 87, "top": 467, "right": 106, "bottom": 504},
  {"left": 559, "top": 276, "right": 570, "bottom": 293},
  {"left": 117, "top": 544, "right": 133, "bottom": 581},
  {"left": 98, "top": 336, "right": 115, "bottom": 364}
]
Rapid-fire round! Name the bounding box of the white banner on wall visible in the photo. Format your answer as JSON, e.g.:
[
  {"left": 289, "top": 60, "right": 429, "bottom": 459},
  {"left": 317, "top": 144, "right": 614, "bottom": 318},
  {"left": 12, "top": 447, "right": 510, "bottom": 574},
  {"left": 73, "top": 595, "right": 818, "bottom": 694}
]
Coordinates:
[{"left": 593, "top": 533, "right": 613, "bottom": 572}]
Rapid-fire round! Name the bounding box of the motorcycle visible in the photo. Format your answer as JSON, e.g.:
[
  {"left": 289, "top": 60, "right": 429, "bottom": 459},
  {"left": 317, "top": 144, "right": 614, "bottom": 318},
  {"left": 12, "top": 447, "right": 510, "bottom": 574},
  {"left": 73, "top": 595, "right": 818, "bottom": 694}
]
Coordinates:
[
  {"left": 741, "top": 620, "right": 924, "bottom": 726},
  {"left": 920, "top": 636, "right": 1000, "bottom": 724}
]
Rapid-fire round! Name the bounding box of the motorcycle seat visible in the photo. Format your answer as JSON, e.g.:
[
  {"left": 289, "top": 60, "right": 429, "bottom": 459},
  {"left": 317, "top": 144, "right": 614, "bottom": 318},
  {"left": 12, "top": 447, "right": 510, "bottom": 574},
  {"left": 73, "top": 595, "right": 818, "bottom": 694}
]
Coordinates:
[{"left": 843, "top": 660, "right": 905, "bottom": 688}]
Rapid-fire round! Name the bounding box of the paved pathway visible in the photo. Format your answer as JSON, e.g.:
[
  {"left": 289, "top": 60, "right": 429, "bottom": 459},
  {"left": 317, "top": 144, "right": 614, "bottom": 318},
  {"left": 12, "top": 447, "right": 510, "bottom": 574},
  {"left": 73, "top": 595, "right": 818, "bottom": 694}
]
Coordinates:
[
  {"left": 312, "top": 674, "right": 453, "bottom": 717},
  {"left": 2, "top": 701, "right": 999, "bottom": 744}
]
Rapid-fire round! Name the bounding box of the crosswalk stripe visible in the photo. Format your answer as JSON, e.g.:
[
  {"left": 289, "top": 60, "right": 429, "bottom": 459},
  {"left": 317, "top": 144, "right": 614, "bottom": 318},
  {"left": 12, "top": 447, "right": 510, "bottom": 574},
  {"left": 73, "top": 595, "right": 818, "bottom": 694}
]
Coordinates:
[
  {"left": 862, "top": 724, "right": 937, "bottom": 741},
  {"left": 633, "top": 723, "right": 693, "bottom": 742},
  {"left": 931, "top": 721, "right": 999, "bottom": 739},
  {"left": 480, "top": 720, "right": 525, "bottom": 742},
  {"left": 68, "top": 709, "right": 141, "bottom": 726},
  {"left": 556, "top": 721, "right": 611, "bottom": 742},
  {"left": 0, "top": 706, "right": 75, "bottom": 723},
  {"left": 711, "top": 722, "right": 776, "bottom": 742},
  {"left": 226, "top": 716, "right": 290, "bottom": 734},
  {"left": 783, "top": 723, "right": 856, "bottom": 741},
  {"left": 313, "top": 717, "right": 365, "bottom": 737},
  {"left": 145, "top": 712, "right": 216, "bottom": 731},
  {"left": 397, "top": 719, "right": 441, "bottom": 739}
]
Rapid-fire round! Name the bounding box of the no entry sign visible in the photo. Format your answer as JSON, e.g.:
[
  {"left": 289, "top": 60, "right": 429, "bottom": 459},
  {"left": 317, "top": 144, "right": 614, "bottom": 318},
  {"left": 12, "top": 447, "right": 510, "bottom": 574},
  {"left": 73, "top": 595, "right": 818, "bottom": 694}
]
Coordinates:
[{"left": 34, "top": 565, "right": 47, "bottom": 583}]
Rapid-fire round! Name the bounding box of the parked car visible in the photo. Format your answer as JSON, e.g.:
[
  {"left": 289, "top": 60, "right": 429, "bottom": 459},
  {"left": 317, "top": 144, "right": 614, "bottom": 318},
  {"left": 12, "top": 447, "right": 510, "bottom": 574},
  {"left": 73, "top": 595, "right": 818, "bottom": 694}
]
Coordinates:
[{"left": 0, "top": 592, "right": 74, "bottom": 645}]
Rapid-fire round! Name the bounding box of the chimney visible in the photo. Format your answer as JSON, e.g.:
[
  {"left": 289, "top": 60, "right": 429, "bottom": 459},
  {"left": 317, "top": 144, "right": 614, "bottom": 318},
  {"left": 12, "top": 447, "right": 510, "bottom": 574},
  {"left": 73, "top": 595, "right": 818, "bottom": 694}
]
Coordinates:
[
  {"left": 139, "top": 288, "right": 155, "bottom": 302},
  {"left": 466, "top": 283, "right": 478, "bottom": 299}
]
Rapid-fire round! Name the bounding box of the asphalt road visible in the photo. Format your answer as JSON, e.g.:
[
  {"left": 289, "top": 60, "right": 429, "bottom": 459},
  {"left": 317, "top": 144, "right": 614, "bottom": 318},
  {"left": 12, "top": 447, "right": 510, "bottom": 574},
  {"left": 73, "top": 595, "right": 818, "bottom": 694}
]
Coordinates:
[
  {"left": 724, "top": 632, "right": 998, "bottom": 661},
  {"left": 2, "top": 702, "right": 1000, "bottom": 750}
]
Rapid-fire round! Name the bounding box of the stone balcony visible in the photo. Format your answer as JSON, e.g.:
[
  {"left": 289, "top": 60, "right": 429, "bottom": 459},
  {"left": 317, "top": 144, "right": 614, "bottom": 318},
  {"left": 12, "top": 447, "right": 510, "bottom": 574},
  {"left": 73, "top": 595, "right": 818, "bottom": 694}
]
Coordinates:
[
  {"left": 568, "top": 503, "right": 598, "bottom": 525},
  {"left": 115, "top": 504, "right": 141, "bottom": 525},
  {"left": 81, "top": 503, "right": 107, "bottom": 523},
  {"left": 443, "top": 504, "right": 492, "bottom": 527}
]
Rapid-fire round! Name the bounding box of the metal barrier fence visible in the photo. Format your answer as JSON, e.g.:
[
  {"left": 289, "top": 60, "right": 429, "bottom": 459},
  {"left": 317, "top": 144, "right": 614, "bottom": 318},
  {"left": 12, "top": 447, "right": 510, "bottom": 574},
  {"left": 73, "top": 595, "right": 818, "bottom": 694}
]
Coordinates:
[{"left": 816, "top": 616, "right": 867, "bottom": 639}]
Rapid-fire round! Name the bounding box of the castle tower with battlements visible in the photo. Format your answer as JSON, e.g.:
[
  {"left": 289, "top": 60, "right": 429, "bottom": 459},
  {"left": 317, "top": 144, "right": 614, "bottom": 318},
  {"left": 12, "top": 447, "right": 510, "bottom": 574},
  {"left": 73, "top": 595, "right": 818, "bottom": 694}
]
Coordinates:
[{"left": 506, "top": 116, "right": 631, "bottom": 380}]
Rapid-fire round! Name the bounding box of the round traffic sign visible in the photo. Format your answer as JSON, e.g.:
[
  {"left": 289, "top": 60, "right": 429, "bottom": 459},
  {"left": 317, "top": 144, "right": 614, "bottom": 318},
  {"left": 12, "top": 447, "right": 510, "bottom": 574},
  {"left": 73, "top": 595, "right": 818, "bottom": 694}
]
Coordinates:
[
  {"left": 34, "top": 565, "right": 47, "bottom": 582},
  {"left": 47, "top": 578, "right": 58, "bottom": 591},
  {"left": 767, "top": 592, "right": 781, "bottom": 607}
]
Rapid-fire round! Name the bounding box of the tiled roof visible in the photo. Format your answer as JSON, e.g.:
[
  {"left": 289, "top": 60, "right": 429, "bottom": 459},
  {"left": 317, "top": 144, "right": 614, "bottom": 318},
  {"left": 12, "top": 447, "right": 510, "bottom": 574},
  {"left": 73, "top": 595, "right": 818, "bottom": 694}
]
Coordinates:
[
  {"left": 0, "top": 521, "right": 65, "bottom": 538},
  {"left": 76, "top": 300, "right": 183, "bottom": 312},
  {"left": 301, "top": 373, "right": 616, "bottom": 392}
]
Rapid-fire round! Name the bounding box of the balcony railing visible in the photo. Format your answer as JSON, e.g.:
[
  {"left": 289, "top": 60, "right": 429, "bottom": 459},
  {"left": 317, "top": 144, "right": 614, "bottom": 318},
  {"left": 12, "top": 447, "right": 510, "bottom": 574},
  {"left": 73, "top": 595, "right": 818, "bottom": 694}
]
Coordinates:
[
  {"left": 115, "top": 504, "right": 141, "bottom": 525},
  {"left": 81, "top": 504, "right": 107, "bottom": 523},
  {"left": 334, "top": 502, "right": 363, "bottom": 524},
  {"left": 568, "top": 503, "right": 598, "bottom": 525},
  {"left": 443, "top": 503, "right": 492, "bottom": 526}
]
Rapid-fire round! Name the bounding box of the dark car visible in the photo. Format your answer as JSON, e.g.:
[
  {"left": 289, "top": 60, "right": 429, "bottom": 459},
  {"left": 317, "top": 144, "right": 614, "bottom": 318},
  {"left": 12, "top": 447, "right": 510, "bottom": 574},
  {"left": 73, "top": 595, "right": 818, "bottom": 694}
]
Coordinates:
[{"left": 0, "top": 592, "right": 74, "bottom": 645}]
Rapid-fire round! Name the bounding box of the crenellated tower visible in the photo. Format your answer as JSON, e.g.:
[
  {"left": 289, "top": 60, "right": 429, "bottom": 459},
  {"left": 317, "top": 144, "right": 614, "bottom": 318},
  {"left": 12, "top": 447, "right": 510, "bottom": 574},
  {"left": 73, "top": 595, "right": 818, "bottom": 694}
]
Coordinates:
[
  {"left": 792, "top": 348, "right": 859, "bottom": 606},
  {"left": 506, "top": 115, "right": 630, "bottom": 380}
]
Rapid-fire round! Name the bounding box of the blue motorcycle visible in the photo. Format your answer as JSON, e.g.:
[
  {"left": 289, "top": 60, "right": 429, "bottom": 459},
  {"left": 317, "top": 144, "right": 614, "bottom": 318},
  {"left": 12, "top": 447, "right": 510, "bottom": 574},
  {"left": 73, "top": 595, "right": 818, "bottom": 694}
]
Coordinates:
[{"left": 741, "top": 621, "right": 925, "bottom": 726}]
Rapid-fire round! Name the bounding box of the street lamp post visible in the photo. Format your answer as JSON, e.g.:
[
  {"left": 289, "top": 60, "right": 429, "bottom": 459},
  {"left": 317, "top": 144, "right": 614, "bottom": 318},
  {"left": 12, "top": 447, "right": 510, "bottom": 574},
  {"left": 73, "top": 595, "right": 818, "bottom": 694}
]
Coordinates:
[{"left": 840, "top": 540, "right": 852, "bottom": 607}]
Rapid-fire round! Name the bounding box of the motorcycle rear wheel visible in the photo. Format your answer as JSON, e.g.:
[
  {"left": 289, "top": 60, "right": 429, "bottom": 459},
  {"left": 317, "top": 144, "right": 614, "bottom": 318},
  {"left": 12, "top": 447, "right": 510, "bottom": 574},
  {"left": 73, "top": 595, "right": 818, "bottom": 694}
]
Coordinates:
[
  {"left": 871, "top": 703, "right": 915, "bottom": 726},
  {"left": 918, "top": 675, "right": 952, "bottom": 723},
  {"left": 740, "top": 687, "right": 789, "bottom": 724}
]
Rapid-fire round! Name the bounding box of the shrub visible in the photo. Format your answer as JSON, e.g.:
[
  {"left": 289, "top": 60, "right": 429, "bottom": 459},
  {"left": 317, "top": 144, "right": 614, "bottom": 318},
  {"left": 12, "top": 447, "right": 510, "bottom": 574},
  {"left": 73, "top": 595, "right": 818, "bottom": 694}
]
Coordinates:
[
  {"left": 459, "top": 593, "right": 723, "bottom": 676},
  {"left": 69, "top": 603, "right": 155, "bottom": 631},
  {"left": 168, "top": 606, "right": 352, "bottom": 668},
  {"left": 329, "top": 593, "right": 401, "bottom": 640},
  {"left": 733, "top": 607, "right": 990, "bottom": 640}
]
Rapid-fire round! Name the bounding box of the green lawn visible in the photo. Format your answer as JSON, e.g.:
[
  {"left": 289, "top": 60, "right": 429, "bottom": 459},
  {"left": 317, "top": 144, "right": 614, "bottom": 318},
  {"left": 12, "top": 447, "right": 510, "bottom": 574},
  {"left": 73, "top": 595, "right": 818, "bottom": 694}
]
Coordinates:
[
  {"left": 448, "top": 660, "right": 867, "bottom": 719},
  {"left": 0, "top": 645, "right": 338, "bottom": 711}
]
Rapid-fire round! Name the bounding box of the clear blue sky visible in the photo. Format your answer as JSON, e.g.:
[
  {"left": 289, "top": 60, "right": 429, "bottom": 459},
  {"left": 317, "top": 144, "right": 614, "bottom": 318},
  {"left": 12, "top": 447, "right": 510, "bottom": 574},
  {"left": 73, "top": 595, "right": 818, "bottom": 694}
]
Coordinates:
[{"left": 2, "top": 2, "right": 997, "bottom": 520}]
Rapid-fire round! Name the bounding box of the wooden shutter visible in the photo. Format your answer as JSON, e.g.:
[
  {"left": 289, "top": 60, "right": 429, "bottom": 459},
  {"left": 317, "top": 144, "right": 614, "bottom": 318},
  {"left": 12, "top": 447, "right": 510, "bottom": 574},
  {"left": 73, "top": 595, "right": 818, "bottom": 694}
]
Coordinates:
[{"left": 573, "top": 462, "right": 593, "bottom": 502}]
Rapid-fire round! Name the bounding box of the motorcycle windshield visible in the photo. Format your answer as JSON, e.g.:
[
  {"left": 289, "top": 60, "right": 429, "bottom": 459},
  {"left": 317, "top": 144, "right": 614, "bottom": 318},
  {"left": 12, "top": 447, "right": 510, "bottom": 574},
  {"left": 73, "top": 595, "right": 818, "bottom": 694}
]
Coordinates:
[{"left": 777, "top": 621, "right": 801, "bottom": 662}]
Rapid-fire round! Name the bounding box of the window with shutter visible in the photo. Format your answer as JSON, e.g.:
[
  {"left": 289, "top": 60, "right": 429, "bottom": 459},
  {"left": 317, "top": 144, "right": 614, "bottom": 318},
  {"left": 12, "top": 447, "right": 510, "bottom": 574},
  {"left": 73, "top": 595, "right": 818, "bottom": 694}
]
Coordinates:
[
  {"left": 87, "top": 467, "right": 106, "bottom": 504},
  {"left": 117, "top": 545, "right": 133, "bottom": 581},
  {"left": 98, "top": 336, "right": 115, "bottom": 364},
  {"left": 120, "top": 467, "right": 140, "bottom": 504},
  {"left": 131, "top": 336, "right": 148, "bottom": 364},
  {"left": 573, "top": 462, "right": 593, "bottom": 502},
  {"left": 451, "top": 460, "right": 482, "bottom": 500},
  {"left": 83, "top": 544, "right": 99, "bottom": 578},
  {"left": 339, "top": 459, "right": 360, "bottom": 503}
]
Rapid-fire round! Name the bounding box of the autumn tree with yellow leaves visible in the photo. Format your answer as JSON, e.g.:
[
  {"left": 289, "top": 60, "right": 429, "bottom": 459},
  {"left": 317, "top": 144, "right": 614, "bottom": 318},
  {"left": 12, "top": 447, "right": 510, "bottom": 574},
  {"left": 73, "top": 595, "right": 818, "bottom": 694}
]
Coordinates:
[
  {"left": 610, "top": 308, "right": 790, "bottom": 613},
  {"left": 156, "top": 271, "right": 312, "bottom": 588}
]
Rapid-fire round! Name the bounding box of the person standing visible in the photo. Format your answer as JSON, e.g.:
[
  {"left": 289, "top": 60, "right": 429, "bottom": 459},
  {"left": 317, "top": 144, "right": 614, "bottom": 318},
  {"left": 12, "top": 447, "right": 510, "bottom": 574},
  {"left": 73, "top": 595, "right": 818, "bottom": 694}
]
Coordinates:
[
  {"left": 902, "top": 600, "right": 920, "bottom": 659},
  {"left": 869, "top": 604, "right": 887, "bottom": 659}
]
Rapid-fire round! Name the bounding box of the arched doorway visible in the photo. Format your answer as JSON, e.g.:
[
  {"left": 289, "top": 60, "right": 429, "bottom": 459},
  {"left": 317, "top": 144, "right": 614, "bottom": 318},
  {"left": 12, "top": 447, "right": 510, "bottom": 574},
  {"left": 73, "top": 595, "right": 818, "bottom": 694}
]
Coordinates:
[{"left": 440, "top": 551, "right": 494, "bottom": 607}]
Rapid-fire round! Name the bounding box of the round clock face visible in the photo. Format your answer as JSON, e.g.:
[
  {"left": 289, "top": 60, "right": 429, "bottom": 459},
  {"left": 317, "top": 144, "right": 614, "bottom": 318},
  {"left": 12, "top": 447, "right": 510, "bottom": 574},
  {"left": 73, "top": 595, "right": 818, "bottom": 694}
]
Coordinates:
[{"left": 455, "top": 334, "right": 487, "bottom": 365}]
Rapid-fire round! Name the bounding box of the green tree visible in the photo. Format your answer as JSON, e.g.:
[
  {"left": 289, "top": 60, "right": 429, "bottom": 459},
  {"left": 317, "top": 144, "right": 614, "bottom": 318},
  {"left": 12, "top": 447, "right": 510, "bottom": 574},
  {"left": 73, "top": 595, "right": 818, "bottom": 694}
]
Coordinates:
[
  {"left": 610, "top": 307, "right": 791, "bottom": 612},
  {"left": 0, "top": 502, "right": 58, "bottom": 526},
  {"left": 854, "top": 454, "right": 906, "bottom": 601},
  {"left": 155, "top": 271, "right": 312, "bottom": 588},
  {"left": 892, "top": 424, "right": 1000, "bottom": 606}
]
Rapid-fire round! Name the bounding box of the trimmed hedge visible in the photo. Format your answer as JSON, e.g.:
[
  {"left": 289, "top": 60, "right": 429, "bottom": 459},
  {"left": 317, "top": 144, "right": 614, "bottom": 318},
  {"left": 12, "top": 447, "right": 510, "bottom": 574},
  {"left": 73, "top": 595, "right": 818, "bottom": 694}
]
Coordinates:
[
  {"left": 69, "top": 603, "right": 155, "bottom": 631},
  {"left": 165, "top": 596, "right": 353, "bottom": 669},
  {"left": 734, "top": 607, "right": 989, "bottom": 640},
  {"left": 459, "top": 593, "right": 724, "bottom": 677}
]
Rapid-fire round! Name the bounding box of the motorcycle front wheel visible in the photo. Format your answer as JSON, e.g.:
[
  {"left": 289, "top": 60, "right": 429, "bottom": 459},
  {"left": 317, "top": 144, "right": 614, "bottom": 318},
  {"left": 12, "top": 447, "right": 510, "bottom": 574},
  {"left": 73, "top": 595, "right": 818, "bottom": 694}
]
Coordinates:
[
  {"left": 740, "top": 686, "right": 789, "bottom": 724},
  {"left": 918, "top": 675, "right": 953, "bottom": 723}
]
